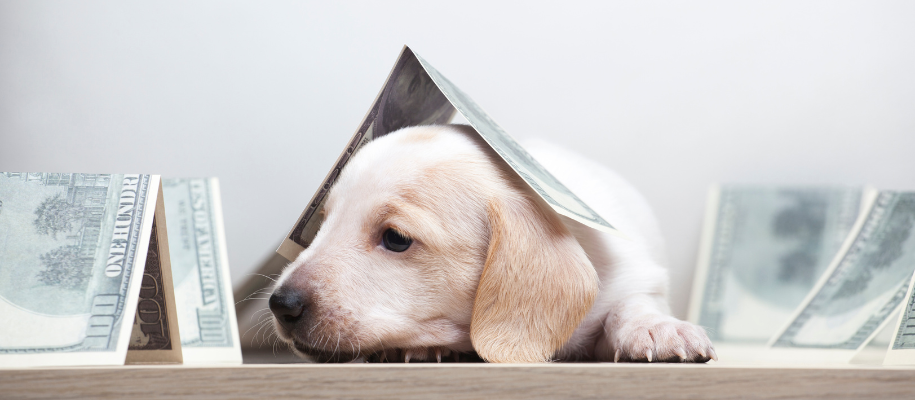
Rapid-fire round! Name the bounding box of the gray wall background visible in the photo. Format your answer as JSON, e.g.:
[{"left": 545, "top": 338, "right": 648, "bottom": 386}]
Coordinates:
[{"left": 2, "top": 1, "right": 913, "bottom": 319}]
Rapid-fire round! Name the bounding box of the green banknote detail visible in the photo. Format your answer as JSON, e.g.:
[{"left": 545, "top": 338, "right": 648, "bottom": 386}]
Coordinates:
[{"left": 774, "top": 192, "right": 915, "bottom": 349}]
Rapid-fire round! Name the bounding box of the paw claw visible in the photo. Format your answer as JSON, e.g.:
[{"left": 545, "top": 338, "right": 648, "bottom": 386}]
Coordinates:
[
  {"left": 404, "top": 349, "right": 413, "bottom": 363},
  {"left": 674, "top": 347, "right": 686, "bottom": 361},
  {"left": 646, "top": 349, "right": 653, "bottom": 362},
  {"left": 614, "top": 349, "right": 621, "bottom": 363},
  {"left": 709, "top": 347, "right": 718, "bottom": 362}
]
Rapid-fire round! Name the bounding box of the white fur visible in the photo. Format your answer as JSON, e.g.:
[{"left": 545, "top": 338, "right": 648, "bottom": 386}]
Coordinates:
[{"left": 272, "top": 124, "right": 715, "bottom": 363}]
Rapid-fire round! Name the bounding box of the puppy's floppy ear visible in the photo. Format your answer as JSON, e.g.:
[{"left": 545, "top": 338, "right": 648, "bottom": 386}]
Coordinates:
[{"left": 470, "top": 195, "right": 599, "bottom": 363}]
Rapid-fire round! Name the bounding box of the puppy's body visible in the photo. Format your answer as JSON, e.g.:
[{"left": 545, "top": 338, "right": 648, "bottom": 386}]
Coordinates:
[
  {"left": 524, "top": 140, "right": 688, "bottom": 361},
  {"left": 272, "top": 125, "right": 714, "bottom": 363}
]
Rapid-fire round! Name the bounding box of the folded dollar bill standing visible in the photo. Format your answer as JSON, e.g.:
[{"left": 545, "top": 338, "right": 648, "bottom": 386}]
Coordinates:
[
  {"left": 769, "top": 191, "right": 915, "bottom": 363},
  {"left": 274, "top": 45, "right": 618, "bottom": 262},
  {"left": 688, "top": 185, "right": 864, "bottom": 344},
  {"left": 885, "top": 259, "right": 915, "bottom": 365},
  {"left": 162, "top": 178, "right": 242, "bottom": 364},
  {"left": 0, "top": 173, "right": 182, "bottom": 367}
]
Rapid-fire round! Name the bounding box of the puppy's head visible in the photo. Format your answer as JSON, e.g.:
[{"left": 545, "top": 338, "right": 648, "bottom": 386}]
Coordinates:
[{"left": 270, "top": 125, "right": 597, "bottom": 363}]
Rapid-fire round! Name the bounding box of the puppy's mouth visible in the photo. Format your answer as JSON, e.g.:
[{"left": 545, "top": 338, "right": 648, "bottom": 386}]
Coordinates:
[
  {"left": 272, "top": 320, "right": 362, "bottom": 363},
  {"left": 274, "top": 317, "right": 481, "bottom": 363},
  {"left": 290, "top": 338, "right": 363, "bottom": 363}
]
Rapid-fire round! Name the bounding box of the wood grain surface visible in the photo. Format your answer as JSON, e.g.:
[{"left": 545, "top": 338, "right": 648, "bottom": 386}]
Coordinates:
[{"left": 2, "top": 363, "right": 915, "bottom": 400}]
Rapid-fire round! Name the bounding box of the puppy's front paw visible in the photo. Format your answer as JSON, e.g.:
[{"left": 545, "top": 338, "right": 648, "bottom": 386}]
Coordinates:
[{"left": 610, "top": 314, "right": 715, "bottom": 363}]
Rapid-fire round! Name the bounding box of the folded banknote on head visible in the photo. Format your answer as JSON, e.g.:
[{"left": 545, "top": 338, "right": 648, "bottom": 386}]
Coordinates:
[
  {"left": 0, "top": 173, "right": 182, "bottom": 367},
  {"left": 274, "top": 45, "right": 618, "bottom": 262}
]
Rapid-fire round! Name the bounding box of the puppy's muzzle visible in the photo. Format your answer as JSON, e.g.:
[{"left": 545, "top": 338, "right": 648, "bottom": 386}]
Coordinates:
[{"left": 269, "top": 286, "right": 309, "bottom": 332}]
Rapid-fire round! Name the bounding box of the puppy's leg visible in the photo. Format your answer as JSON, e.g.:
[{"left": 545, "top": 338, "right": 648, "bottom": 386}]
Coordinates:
[
  {"left": 602, "top": 297, "right": 716, "bottom": 363},
  {"left": 596, "top": 261, "right": 716, "bottom": 363}
]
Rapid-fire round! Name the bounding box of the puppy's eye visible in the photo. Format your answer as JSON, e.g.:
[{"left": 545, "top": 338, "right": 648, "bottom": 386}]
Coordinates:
[{"left": 382, "top": 228, "right": 412, "bottom": 252}]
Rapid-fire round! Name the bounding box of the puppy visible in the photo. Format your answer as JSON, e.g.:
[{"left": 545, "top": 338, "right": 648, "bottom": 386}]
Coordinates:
[{"left": 270, "top": 124, "right": 715, "bottom": 363}]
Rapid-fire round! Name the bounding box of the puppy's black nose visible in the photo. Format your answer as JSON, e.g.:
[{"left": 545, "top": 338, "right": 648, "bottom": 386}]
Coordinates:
[{"left": 269, "top": 287, "right": 308, "bottom": 329}]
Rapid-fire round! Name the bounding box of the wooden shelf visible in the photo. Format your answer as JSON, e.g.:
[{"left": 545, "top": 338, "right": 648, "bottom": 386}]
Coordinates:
[{"left": 3, "top": 362, "right": 915, "bottom": 399}]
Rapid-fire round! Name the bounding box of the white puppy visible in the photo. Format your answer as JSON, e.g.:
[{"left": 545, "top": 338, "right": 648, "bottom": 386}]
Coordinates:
[{"left": 270, "top": 124, "right": 715, "bottom": 363}]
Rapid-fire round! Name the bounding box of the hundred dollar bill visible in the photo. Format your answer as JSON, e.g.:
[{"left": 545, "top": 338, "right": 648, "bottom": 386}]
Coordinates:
[
  {"left": 688, "top": 185, "right": 864, "bottom": 344},
  {"left": 275, "top": 45, "right": 616, "bottom": 262},
  {"left": 770, "top": 191, "right": 915, "bottom": 363},
  {"left": 0, "top": 173, "right": 182, "bottom": 367},
  {"left": 885, "top": 233, "right": 915, "bottom": 365},
  {"left": 163, "top": 178, "right": 242, "bottom": 364}
]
